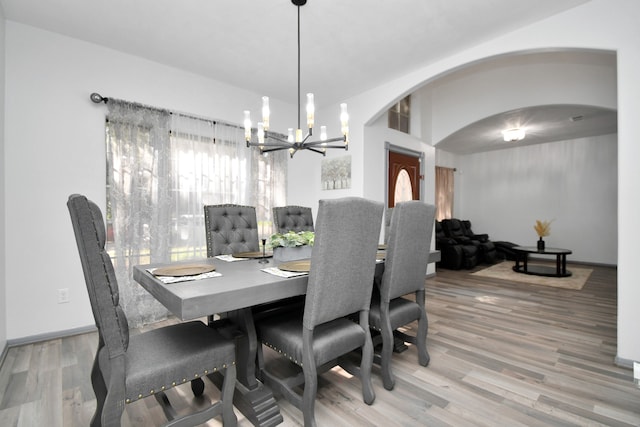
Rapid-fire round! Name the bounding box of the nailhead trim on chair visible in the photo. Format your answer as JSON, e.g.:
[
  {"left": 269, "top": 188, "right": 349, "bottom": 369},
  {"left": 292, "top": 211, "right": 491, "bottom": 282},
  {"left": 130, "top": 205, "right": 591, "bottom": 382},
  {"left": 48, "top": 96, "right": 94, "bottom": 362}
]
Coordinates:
[
  {"left": 263, "top": 341, "right": 302, "bottom": 367},
  {"left": 124, "top": 361, "right": 235, "bottom": 403}
]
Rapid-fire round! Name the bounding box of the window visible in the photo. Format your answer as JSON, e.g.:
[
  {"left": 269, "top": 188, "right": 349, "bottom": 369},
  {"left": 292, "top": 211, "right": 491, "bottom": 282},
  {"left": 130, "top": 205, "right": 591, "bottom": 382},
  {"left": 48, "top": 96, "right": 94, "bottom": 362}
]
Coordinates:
[
  {"left": 105, "top": 100, "right": 287, "bottom": 326},
  {"left": 388, "top": 95, "right": 411, "bottom": 134}
]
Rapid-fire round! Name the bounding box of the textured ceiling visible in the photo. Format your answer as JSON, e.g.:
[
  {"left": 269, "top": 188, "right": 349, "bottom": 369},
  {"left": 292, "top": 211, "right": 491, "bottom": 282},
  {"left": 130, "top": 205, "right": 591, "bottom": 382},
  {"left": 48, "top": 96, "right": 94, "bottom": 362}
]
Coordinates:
[
  {"left": 1, "top": 0, "right": 590, "bottom": 107},
  {"left": 2, "top": 0, "right": 615, "bottom": 153},
  {"left": 435, "top": 104, "right": 617, "bottom": 154}
]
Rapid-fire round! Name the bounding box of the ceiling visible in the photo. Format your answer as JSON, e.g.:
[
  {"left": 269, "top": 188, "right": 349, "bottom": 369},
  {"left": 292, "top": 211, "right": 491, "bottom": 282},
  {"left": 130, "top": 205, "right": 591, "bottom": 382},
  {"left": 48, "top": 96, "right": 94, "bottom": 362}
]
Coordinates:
[
  {"left": 436, "top": 104, "right": 617, "bottom": 155},
  {"left": 2, "top": 0, "right": 616, "bottom": 154}
]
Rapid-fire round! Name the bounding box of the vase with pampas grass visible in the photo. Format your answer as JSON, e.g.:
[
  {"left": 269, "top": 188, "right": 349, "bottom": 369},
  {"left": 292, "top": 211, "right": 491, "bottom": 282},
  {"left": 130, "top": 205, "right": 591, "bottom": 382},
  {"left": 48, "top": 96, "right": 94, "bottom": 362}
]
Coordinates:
[{"left": 534, "top": 219, "right": 552, "bottom": 251}]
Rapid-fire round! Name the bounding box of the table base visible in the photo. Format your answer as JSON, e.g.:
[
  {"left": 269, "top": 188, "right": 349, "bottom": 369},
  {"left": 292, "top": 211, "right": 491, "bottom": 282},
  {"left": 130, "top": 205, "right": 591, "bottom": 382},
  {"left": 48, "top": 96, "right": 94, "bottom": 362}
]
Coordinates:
[
  {"left": 209, "top": 372, "right": 283, "bottom": 427},
  {"left": 212, "top": 314, "right": 283, "bottom": 426},
  {"left": 513, "top": 264, "right": 572, "bottom": 278}
]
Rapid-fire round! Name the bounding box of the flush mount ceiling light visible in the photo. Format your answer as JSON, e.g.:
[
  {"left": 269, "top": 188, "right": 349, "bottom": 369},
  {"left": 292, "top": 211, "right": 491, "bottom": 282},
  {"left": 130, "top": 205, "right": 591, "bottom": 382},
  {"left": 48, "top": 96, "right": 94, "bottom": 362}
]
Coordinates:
[
  {"left": 502, "top": 128, "right": 526, "bottom": 142},
  {"left": 244, "top": 0, "right": 349, "bottom": 158}
]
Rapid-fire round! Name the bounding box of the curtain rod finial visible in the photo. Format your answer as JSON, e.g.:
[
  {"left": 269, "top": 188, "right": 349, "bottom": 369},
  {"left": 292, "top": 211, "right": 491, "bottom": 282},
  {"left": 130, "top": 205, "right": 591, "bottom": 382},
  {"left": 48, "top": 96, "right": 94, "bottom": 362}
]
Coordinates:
[{"left": 90, "top": 93, "right": 108, "bottom": 104}]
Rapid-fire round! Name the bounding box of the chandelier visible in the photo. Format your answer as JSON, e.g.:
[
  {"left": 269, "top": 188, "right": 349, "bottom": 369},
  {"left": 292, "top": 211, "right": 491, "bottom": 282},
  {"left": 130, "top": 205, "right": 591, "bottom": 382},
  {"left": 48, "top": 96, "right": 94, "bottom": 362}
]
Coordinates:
[{"left": 244, "top": 0, "right": 349, "bottom": 158}]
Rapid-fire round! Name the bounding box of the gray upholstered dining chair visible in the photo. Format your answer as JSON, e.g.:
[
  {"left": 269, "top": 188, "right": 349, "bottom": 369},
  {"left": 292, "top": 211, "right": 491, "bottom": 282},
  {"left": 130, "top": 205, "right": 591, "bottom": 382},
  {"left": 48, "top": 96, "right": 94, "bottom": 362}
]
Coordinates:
[
  {"left": 369, "top": 200, "right": 436, "bottom": 390},
  {"left": 203, "top": 204, "right": 260, "bottom": 257},
  {"left": 67, "top": 194, "right": 237, "bottom": 427},
  {"left": 203, "top": 203, "right": 296, "bottom": 323},
  {"left": 255, "top": 197, "right": 383, "bottom": 427},
  {"left": 272, "top": 205, "right": 314, "bottom": 233}
]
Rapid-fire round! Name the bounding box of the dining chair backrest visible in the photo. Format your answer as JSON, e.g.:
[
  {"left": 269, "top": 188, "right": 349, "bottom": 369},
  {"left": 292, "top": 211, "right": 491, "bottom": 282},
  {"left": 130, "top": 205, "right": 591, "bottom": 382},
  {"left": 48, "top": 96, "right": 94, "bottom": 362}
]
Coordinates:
[
  {"left": 204, "top": 204, "right": 260, "bottom": 257},
  {"left": 67, "top": 194, "right": 130, "bottom": 358},
  {"left": 272, "top": 205, "right": 314, "bottom": 233},
  {"left": 69, "top": 194, "right": 239, "bottom": 425},
  {"left": 381, "top": 200, "right": 436, "bottom": 302},
  {"left": 304, "top": 197, "right": 383, "bottom": 329}
]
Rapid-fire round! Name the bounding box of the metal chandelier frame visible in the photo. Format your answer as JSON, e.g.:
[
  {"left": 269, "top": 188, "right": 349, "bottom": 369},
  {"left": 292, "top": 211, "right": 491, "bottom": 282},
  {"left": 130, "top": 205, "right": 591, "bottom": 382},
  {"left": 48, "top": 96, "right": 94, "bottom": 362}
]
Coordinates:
[{"left": 244, "top": 0, "right": 349, "bottom": 158}]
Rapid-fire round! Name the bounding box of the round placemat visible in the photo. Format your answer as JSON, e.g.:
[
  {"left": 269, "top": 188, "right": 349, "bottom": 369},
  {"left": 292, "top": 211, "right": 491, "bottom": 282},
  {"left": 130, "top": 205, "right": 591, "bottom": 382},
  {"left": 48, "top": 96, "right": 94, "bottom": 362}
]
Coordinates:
[
  {"left": 234, "top": 251, "right": 273, "bottom": 258},
  {"left": 153, "top": 264, "right": 215, "bottom": 277},
  {"left": 278, "top": 259, "right": 311, "bottom": 272}
]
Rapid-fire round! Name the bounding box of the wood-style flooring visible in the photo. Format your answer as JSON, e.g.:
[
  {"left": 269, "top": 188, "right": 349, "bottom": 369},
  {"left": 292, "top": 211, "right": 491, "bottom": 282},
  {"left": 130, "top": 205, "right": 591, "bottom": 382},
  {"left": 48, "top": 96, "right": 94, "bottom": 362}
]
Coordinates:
[{"left": 1, "top": 262, "right": 638, "bottom": 426}]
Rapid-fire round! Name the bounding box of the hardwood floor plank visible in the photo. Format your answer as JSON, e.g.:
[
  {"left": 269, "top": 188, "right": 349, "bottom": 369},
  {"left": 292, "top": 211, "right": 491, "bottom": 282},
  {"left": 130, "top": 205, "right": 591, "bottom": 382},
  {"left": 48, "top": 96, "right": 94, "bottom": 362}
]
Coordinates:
[{"left": 1, "top": 262, "right": 639, "bottom": 426}]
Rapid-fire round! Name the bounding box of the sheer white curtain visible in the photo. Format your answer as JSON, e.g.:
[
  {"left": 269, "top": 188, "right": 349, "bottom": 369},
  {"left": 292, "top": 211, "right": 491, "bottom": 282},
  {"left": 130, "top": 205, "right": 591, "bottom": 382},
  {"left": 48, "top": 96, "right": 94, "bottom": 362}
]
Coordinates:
[
  {"left": 435, "top": 166, "right": 455, "bottom": 221},
  {"left": 251, "top": 148, "right": 287, "bottom": 239},
  {"left": 106, "top": 100, "right": 287, "bottom": 326}
]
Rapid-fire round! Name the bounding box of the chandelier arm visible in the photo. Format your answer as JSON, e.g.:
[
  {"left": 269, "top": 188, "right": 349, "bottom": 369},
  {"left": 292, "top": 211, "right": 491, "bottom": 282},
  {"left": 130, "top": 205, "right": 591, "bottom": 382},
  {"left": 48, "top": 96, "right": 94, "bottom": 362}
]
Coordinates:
[
  {"left": 303, "top": 146, "right": 327, "bottom": 156},
  {"left": 260, "top": 145, "right": 295, "bottom": 154},
  {"left": 246, "top": 142, "right": 293, "bottom": 149},
  {"left": 300, "top": 136, "right": 347, "bottom": 147},
  {"left": 317, "top": 144, "right": 348, "bottom": 150},
  {"left": 264, "top": 132, "right": 291, "bottom": 144}
]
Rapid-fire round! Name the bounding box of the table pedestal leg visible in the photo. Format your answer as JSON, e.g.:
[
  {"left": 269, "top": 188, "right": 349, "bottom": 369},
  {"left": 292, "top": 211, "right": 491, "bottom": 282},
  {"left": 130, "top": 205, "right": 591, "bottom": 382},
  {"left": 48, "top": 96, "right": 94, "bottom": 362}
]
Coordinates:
[{"left": 214, "top": 309, "right": 283, "bottom": 426}]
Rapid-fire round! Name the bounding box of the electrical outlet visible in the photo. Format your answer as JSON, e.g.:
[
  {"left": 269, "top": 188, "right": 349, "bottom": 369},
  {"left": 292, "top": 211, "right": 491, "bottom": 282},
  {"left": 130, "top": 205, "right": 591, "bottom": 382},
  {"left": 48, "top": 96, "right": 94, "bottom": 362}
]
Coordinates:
[{"left": 57, "top": 288, "right": 70, "bottom": 304}]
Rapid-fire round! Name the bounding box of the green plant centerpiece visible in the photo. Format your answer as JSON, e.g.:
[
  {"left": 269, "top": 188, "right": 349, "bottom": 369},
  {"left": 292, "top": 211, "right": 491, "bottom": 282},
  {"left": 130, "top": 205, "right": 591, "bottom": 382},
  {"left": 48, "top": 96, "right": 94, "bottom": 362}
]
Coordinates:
[{"left": 270, "top": 230, "right": 314, "bottom": 263}]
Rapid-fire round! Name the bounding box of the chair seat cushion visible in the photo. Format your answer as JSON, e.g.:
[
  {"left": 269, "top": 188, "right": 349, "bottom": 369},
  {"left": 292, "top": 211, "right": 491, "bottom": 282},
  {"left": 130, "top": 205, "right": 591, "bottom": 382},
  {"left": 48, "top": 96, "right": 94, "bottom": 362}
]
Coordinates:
[
  {"left": 256, "top": 311, "right": 366, "bottom": 367},
  {"left": 121, "top": 321, "right": 235, "bottom": 402},
  {"left": 369, "top": 296, "right": 421, "bottom": 331}
]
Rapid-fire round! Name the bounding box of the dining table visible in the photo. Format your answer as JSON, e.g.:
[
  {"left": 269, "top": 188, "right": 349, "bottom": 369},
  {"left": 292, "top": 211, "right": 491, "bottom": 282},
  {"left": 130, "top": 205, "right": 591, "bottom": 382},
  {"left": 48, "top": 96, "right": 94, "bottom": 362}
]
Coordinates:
[
  {"left": 134, "top": 255, "right": 310, "bottom": 426},
  {"left": 132, "top": 250, "right": 440, "bottom": 426}
]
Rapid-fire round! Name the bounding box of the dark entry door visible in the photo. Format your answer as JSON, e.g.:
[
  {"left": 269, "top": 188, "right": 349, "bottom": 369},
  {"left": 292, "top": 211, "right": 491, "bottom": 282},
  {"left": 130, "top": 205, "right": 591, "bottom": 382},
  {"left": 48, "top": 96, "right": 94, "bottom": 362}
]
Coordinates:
[{"left": 388, "top": 150, "right": 421, "bottom": 208}]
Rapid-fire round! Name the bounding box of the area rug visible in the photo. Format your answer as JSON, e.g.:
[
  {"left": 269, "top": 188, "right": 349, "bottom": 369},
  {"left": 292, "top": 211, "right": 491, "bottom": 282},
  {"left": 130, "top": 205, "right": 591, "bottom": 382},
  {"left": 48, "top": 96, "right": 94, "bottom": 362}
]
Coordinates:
[{"left": 471, "top": 261, "right": 592, "bottom": 290}]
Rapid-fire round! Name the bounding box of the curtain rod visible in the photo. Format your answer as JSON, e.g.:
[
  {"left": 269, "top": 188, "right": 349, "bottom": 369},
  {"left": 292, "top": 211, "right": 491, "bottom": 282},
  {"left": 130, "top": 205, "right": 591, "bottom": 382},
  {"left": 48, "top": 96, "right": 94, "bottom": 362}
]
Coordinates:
[
  {"left": 436, "top": 165, "right": 457, "bottom": 171},
  {"left": 89, "top": 92, "right": 244, "bottom": 131}
]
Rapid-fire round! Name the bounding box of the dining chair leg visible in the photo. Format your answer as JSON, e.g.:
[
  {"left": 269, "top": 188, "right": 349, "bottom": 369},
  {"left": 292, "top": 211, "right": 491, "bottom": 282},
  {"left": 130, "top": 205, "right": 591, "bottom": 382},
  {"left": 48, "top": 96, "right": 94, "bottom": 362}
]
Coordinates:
[
  {"left": 380, "top": 331, "right": 395, "bottom": 390},
  {"left": 417, "top": 291, "right": 430, "bottom": 367},
  {"left": 190, "top": 378, "right": 205, "bottom": 396},
  {"left": 221, "top": 363, "right": 238, "bottom": 426},
  {"left": 360, "top": 325, "right": 377, "bottom": 403},
  {"left": 302, "top": 330, "right": 319, "bottom": 427},
  {"left": 302, "top": 365, "right": 318, "bottom": 427},
  {"left": 417, "top": 314, "right": 430, "bottom": 367},
  {"left": 90, "top": 345, "right": 107, "bottom": 427},
  {"left": 380, "top": 305, "right": 396, "bottom": 391}
]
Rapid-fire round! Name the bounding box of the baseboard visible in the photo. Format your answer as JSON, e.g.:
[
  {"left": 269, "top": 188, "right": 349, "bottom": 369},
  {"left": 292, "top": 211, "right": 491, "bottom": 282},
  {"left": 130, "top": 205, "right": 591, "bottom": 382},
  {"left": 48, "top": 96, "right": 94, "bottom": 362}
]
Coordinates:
[
  {"left": 6, "top": 324, "right": 97, "bottom": 348},
  {"left": 0, "top": 342, "right": 8, "bottom": 369},
  {"left": 615, "top": 355, "right": 636, "bottom": 370}
]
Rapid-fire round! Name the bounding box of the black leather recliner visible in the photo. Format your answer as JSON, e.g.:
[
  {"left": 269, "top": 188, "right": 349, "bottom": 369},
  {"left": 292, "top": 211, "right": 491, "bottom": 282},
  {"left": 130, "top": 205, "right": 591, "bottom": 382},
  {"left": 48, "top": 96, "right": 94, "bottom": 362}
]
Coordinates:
[
  {"left": 461, "top": 220, "right": 497, "bottom": 264},
  {"left": 442, "top": 218, "right": 496, "bottom": 265},
  {"left": 435, "top": 221, "right": 478, "bottom": 269}
]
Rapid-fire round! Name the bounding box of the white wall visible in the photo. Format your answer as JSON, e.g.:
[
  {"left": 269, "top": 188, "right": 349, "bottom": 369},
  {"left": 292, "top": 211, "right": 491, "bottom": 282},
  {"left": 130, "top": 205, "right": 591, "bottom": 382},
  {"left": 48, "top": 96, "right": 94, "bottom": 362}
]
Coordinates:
[
  {"left": 0, "top": 4, "right": 7, "bottom": 353},
  {"left": 4, "top": 0, "right": 640, "bottom": 366},
  {"left": 423, "top": 50, "right": 616, "bottom": 144},
  {"left": 457, "top": 134, "right": 617, "bottom": 265},
  {"left": 417, "top": 49, "right": 618, "bottom": 265},
  {"left": 3, "top": 22, "right": 294, "bottom": 340},
  {"left": 289, "top": 0, "right": 640, "bottom": 364}
]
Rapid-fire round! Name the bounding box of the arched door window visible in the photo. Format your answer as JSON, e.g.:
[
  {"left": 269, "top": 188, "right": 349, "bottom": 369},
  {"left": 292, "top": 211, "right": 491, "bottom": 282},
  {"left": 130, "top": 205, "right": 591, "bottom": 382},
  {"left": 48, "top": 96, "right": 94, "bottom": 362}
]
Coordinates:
[
  {"left": 394, "top": 169, "right": 413, "bottom": 203},
  {"left": 388, "top": 148, "right": 421, "bottom": 207}
]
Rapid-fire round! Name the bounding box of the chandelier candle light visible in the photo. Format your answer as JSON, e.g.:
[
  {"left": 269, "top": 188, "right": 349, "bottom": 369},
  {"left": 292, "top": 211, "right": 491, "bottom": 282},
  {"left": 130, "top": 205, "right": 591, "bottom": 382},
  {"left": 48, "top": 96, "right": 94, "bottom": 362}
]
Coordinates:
[{"left": 244, "top": 0, "right": 349, "bottom": 158}]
